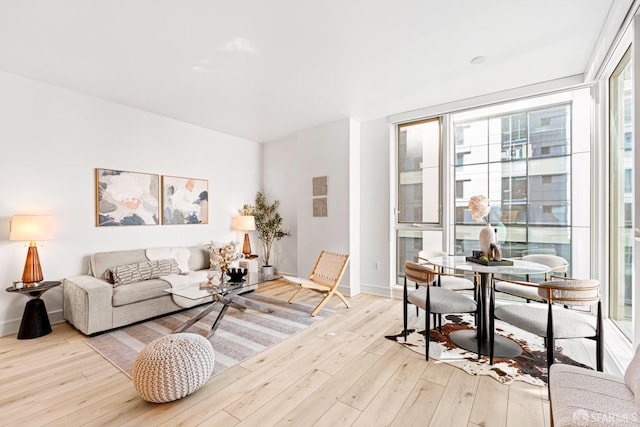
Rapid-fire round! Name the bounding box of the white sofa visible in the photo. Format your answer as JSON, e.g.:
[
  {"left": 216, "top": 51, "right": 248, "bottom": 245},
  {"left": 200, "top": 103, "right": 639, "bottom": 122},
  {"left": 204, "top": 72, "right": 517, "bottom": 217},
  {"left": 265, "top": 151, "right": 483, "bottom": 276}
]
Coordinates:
[
  {"left": 63, "top": 246, "right": 211, "bottom": 335},
  {"left": 550, "top": 347, "right": 640, "bottom": 426}
]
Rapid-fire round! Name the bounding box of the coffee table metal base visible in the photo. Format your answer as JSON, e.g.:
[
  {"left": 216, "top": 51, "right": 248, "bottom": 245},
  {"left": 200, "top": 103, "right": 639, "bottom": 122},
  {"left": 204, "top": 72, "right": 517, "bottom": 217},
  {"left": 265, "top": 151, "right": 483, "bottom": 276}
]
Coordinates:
[
  {"left": 172, "top": 294, "right": 272, "bottom": 338},
  {"left": 450, "top": 330, "right": 523, "bottom": 358}
]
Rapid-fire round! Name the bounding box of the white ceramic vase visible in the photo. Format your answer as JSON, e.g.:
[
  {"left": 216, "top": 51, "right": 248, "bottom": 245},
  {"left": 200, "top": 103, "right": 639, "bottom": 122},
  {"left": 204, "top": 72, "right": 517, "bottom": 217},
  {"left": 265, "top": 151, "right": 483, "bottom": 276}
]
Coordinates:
[
  {"left": 261, "top": 265, "right": 275, "bottom": 278},
  {"left": 479, "top": 223, "right": 496, "bottom": 256}
]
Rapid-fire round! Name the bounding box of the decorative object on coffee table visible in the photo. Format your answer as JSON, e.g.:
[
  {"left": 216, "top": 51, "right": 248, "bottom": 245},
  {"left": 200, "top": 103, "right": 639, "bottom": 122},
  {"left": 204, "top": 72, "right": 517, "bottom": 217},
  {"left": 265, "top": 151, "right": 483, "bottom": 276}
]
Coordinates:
[
  {"left": 226, "top": 268, "right": 247, "bottom": 283},
  {"left": 132, "top": 333, "right": 215, "bottom": 403},
  {"left": 207, "top": 241, "right": 240, "bottom": 284}
]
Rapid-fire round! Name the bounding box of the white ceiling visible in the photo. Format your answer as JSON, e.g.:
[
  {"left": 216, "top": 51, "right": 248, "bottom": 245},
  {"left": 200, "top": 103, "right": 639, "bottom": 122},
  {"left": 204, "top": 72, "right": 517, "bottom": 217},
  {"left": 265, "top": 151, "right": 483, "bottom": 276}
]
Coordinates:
[{"left": 0, "top": 1, "right": 625, "bottom": 142}]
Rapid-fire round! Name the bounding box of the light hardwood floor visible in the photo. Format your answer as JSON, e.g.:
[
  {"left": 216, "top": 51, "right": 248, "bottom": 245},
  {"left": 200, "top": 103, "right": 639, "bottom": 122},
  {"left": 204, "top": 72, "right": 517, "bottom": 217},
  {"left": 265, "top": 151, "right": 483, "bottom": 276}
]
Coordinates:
[{"left": 1, "top": 280, "right": 596, "bottom": 426}]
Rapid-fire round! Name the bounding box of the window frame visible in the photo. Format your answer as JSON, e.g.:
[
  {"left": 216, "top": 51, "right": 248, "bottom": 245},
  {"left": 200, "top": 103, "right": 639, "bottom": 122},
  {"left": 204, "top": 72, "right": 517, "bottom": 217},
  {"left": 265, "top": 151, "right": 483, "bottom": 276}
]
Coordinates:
[
  {"left": 451, "top": 99, "right": 574, "bottom": 263},
  {"left": 395, "top": 116, "right": 443, "bottom": 227}
]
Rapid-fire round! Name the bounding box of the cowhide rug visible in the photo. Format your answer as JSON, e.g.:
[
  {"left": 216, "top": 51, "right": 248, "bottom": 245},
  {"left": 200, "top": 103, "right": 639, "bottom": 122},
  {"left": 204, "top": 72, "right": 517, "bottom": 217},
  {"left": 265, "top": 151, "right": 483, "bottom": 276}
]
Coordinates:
[{"left": 386, "top": 313, "right": 592, "bottom": 386}]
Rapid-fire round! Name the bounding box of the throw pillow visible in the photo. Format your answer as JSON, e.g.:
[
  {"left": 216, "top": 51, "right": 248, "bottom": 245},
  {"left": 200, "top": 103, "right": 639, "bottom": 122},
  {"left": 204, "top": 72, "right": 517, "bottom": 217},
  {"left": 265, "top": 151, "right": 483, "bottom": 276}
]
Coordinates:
[
  {"left": 154, "top": 258, "right": 182, "bottom": 276},
  {"left": 145, "top": 247, "right": 191, "bottom": 274},
  {"left": 171, "top": 248, "right": 191, "bottom": 274},
  {"left": 112, "top": 259, "right": 180, "bottom": 287},
  {"left": 102, "top": 269, "right": 115, "bottom": 284}
]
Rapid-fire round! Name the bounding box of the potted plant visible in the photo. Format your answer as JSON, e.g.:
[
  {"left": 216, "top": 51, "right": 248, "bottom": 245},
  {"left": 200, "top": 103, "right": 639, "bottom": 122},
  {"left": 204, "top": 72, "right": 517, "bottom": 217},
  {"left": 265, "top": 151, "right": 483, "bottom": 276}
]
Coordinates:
[{"left": 242, "top": 192, "right": 291, "bottom": 276}]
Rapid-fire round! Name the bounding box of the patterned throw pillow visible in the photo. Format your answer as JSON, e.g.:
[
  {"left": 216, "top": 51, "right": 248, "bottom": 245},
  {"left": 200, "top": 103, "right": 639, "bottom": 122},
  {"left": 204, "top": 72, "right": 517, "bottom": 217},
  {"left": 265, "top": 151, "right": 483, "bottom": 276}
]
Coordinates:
[
  {"left": 154, "top": 259, "right": 181, "bottom": 277},
  {"left": 102, "top": 269, "right": 115, "bottom": 284},
  {"left": 112, "top": 259, "right": 180, "bottom": 287}
]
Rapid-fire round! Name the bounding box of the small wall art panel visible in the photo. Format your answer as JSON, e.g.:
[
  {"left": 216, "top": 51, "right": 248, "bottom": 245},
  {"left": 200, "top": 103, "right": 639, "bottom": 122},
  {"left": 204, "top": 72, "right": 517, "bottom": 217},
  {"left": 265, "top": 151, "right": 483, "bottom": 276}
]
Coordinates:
[
  {"left": 95, "top": 168, "right": 160, "bottom": 226},
  {"left": 162, "top": 175, "right": 209, "bottom": 224},
  {"left": 313, "top": 198, "right": 328, "bottom": 217},
  {"left": 312, "top": 176, "right": 328, "bottom": 217},
  {"left": 312, "top": 176, "right": 328, "bottom": 196}
]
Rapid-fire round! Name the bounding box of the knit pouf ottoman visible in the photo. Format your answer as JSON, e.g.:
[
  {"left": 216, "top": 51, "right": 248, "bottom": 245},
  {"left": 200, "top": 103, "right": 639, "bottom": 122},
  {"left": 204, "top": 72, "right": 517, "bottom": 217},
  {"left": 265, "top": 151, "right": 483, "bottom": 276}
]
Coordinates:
[{"left": 132, "top": 333, "right": 215, "bottom": 403}]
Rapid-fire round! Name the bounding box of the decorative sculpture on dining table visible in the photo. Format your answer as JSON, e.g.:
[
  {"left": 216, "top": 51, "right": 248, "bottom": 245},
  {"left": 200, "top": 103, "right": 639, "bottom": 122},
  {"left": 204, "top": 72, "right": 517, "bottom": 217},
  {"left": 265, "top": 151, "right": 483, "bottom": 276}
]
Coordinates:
[{"left": 468, "top": 194, "right": 497, "bottom": 258}]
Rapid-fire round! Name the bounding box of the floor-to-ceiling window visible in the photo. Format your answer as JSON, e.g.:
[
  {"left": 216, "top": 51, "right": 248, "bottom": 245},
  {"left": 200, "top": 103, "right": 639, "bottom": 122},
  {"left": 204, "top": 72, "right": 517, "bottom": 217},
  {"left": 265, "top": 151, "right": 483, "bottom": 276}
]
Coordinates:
[
  {"left": 453, "top": 101, "right": 573, "bottom": 266},
  {"left": 609, "top": 47, "right": 633, "bottom": 339},
  {"left": 394, "top": 89, "right": 591, "bottom": 285},
  {"left": 395, "top": 118, "right": 441, "bottom": 279}
]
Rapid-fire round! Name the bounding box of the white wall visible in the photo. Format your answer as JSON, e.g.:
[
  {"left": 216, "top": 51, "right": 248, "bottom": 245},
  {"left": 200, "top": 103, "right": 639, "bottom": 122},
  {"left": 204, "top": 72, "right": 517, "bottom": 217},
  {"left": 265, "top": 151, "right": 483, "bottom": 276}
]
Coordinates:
[
  {"left": 0, "top": 71, "right": 261, "bottom": 336},
  {"left": 348, "top": 119, "right": 361, "bottom": 295},
  {"left": 360, "top": 118, "right": 392, "bottom": 296},
  {"left": 262, "top": 117, "right": 394, "bottom": 298},
  {"left": 264, "top": 118, "right": 364, "bottom": 294},
  {"left": 261, "top": 134, "right": 298, "bottom": 274}
]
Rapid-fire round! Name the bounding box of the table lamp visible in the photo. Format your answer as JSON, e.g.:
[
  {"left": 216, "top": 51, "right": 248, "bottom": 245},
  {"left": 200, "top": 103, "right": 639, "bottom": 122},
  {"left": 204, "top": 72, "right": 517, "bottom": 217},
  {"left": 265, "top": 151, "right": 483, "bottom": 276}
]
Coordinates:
[
  {"left": 10, "top": 215, "right": 55, "bottom": 286},
  {"left": 232, "top": 215, "right": 256, "bottom": 258}
]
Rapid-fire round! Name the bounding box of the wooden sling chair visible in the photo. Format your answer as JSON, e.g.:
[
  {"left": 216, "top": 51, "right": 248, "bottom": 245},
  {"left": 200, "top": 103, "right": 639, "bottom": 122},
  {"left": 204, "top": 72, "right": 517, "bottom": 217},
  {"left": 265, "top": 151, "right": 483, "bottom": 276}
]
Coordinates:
[{"left": 282, "top": 250, "right": 350, "bottom": 316}]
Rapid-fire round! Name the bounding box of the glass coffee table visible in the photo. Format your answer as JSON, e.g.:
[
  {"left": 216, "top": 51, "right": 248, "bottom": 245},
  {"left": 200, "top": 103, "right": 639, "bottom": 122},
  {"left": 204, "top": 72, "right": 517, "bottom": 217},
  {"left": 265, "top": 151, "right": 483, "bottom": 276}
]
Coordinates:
[{"left": 164, "top": 272, "right": 277, "bottom": 338}]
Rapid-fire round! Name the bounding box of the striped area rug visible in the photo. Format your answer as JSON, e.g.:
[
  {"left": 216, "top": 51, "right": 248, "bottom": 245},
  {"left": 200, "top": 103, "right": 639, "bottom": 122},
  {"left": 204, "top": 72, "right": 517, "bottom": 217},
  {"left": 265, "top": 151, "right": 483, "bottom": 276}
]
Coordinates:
[{"left": 85, "top": 292, "right": 331, "bottom": 378}]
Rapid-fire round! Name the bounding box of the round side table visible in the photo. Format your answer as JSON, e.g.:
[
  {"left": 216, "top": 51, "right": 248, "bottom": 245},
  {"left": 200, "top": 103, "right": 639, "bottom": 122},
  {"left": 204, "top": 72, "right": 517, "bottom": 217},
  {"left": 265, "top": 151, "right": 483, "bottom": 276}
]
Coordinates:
[{"left": 6, "top": 281, "right": 61, "bottom": 339}]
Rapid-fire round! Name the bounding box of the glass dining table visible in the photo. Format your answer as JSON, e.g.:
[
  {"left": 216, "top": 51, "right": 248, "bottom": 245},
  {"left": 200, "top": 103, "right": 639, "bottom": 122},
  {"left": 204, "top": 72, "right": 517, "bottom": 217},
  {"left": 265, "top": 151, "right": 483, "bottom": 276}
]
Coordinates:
[{"left": 427, "top": 256, "right": 550, "bottom": 359}]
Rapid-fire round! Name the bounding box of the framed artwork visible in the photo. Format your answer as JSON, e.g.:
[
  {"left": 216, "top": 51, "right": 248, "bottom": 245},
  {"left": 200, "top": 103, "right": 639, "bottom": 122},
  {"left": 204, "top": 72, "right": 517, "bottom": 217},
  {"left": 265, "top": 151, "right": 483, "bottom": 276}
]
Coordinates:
[
  {"left": 313, "top": 176, "right": 328, "bottom": 216},
  {"left": 95, "top": 168, "right": 160, "bottom": 226},
  {"left": 162, "top": 175, "right": 209, "bottom": 224},
  {"left": 313, "top": 198, "right": 328, "bottom": 217},
  {"left": 313, "top": 176, "right": 328, "bottom": 196}
]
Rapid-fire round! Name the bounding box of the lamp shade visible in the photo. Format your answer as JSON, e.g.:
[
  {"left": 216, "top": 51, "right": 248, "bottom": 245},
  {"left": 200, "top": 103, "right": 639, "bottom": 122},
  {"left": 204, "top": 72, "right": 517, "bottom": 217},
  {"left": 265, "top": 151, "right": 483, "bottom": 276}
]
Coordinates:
[
  {"left": 232, "top": 215, "right": 256, "bottom": 231},
  {"left": 10, "top": 215, "right": 55, "bottom": 241}
]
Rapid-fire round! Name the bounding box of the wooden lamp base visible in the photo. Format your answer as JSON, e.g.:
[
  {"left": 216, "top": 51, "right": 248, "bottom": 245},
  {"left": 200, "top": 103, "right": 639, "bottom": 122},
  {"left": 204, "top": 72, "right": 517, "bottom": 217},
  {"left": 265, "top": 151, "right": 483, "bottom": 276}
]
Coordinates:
[
  {"left": 242, "top": 232, "right": 252, "bottom": 258},
  {"left": 22, "top": 242, "right": 43, "bottom": 286}
]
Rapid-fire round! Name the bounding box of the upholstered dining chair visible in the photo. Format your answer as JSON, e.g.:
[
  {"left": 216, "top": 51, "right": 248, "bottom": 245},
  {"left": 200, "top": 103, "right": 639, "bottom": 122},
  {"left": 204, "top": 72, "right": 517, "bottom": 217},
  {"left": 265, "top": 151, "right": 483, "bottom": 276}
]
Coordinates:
[
  {"left": 494, "top": 254, "right": 569, "bottom": 303},
  {"left": 403, "top": 260, "right": 480, "bottom": 361},
  {"left": 283, "top": 250, "right": 350, "bottom": 317},
  {"left": 417, "top": 250, "right": 478, "bottom": 330},
  {"left": 491, "top": 275, "right": 603, "bottom": 371}
]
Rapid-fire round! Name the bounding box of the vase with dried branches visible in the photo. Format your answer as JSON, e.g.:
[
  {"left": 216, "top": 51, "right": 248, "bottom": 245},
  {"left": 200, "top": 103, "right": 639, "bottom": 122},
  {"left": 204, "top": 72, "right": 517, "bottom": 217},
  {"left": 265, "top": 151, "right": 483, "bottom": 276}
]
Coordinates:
[
  {"left": 468, "top": 194, "right": 496, "bottom": 257},
  {"left": 241, "top": 192, "right": 291, "bottom": 272}
]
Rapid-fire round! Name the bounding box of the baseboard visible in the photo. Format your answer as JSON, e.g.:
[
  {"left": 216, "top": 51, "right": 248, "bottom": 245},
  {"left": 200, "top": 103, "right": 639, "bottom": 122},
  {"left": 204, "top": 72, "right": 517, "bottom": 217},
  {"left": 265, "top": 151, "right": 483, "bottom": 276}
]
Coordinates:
[
  {"left": 0, "top": 309, "right": 64, "bottom": 338},
  {"left": 334, "top": 283, "right": 391, "bottom": 298},
  {"left": 390, "top": 285, "right": 403, "bottom": 300},
  {"left": 359, "top": 283, "right": 392, "bottom": 298}
]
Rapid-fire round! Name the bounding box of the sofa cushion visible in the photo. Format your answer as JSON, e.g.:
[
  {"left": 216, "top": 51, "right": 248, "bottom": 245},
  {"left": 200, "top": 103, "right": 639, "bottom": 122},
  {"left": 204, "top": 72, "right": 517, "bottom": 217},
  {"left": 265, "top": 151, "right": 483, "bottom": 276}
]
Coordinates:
[
  {"left": 494, "top": 304, "right": 597, "bottom": 339},
  {"left": 625, "top": 346, "right": 640, "bottom": 408},
  {"left": 112, "top": 259, "right": 181, "bottom": 286},
  {"left": 112, "top": 278, "right": 171, "bottom": 306},
  {"left": 550, "top": 364, "right": 640, "bottom": 426},
  {"left": 188, "top": 246, "right": 210, "bottom": 271},
  {"left": 91, "top": 249, "right": 148, "bottom": 280}
]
